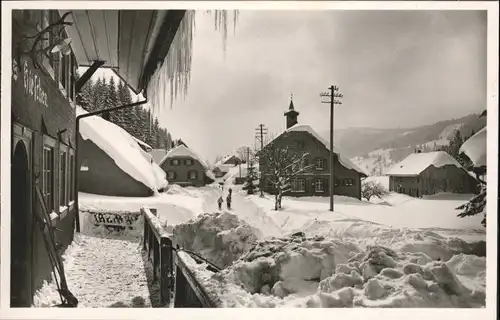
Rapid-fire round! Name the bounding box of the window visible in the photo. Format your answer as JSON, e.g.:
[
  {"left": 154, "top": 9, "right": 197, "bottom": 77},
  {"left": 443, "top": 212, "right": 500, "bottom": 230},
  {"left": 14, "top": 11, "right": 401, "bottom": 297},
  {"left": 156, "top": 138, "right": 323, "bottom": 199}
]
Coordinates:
[
  {"left": 171, "top": 159, "right": 180, "bottom": 166},
  {"left": 69, "top": 153, "right": 75, "bottom": 201},
  {"left": 185, "top": 159, "right": 193, "bottom": 166},
  {"left": 314, "top": 179, "right": 325, "bottom": 193},
  {"left": 43, "top": 146, "right": 55, "bottom": 212},
  {"left": 188, "top": 171, "right": 198, "bottom": 180},
  {"left": 315, "top": 158, "right": 325, "bottom": 171},
  {"left": 80, "top": 158, "right": 89, "bottom": 171},
  {"left": 291, "top": 178, "right": 305, "bottom": 192},
  {"left": 167, "top": 171, "right": 176, "bottom": 180},
  {"left": 59, "top": 151, "right": 67, "bottom": 206},
  {"left": 343, "top": 178, "right": 354, "bottom": 187}
]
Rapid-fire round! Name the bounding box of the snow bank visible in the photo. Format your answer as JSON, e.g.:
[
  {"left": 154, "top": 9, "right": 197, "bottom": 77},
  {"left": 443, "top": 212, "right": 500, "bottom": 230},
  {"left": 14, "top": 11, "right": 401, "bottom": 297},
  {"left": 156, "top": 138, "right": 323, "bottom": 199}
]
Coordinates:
[
  {"left": 173, "top": 212, "right": 262, "bottom": 269},
  {"left": 184, "top": 234, "right": 485, "bottom": 308},
  {"left": 459, "top": 127, "right": 486, "bottom": 167},
  {"left": 386, "top": 151, "right": 464, "bottom": 176},
  {"left": 76, "top": 106, "right": 167, "bottom": 192}
]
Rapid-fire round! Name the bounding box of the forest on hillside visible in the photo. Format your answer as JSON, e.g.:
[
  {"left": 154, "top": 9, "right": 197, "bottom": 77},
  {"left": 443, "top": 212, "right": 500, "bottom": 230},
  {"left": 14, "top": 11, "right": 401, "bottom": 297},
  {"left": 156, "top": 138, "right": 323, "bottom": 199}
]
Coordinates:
[{"left": 76, "top": 76, "right": 173, "bottom": 150}]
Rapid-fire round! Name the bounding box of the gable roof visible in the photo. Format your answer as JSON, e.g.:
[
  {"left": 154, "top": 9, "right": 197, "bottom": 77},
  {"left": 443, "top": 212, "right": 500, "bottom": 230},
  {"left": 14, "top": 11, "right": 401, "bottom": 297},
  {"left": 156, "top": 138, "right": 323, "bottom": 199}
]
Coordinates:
[
  {"left": 386, "top": 151, "right": 465, "bottom": 176},
  {"left": 260, "top": 123, "right": 367, "bottom": 176},
  {"left": 159, "top": 144, "right": 209, "bottom": 169}
]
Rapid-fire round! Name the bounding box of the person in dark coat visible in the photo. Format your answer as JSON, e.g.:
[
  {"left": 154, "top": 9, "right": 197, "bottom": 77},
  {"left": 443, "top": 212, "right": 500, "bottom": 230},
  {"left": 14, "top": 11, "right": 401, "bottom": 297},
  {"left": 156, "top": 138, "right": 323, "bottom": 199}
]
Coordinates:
[
  {"left": 217, "top": 196, "right": 224, "bottom": 210},
  {"left": 226, "top": 191, "right": 232, "bottom": 210}
]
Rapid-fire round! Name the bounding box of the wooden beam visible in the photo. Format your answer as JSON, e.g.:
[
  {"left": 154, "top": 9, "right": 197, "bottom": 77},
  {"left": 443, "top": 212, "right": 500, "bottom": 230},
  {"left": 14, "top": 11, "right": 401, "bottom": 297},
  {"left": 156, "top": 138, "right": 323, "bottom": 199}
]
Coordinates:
[{"left": 75, "top": 60, "right": 105, "bottom": 94}]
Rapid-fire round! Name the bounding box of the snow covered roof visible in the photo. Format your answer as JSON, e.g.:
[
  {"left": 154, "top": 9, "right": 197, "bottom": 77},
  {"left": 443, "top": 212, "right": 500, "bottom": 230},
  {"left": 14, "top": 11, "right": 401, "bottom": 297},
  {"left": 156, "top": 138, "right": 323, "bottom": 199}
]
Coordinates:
[
  {"left": 76, "top": 106, "right": 167, "bottom": 192},
  {"left": 132, "top": 136, "right": 152, "bottom": 151},
  {"left": 160, "top": 145, "right": 209, "bottom": 169},
  {"left": 263, "top": 124, "right": 367, "bottom": 176},
  {"left": 459, "top": 127, "right": 486, "bottom": 167},
  {"left": 386, "top": 151, "right": 464, "bottom": 176}
]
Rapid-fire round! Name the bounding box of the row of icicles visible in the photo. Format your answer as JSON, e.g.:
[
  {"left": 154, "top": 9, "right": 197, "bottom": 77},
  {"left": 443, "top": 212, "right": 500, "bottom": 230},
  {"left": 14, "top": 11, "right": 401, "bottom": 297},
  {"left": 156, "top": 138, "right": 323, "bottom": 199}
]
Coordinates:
[{"left": 146, "top": 10, "right": 239, "bottom": 125}]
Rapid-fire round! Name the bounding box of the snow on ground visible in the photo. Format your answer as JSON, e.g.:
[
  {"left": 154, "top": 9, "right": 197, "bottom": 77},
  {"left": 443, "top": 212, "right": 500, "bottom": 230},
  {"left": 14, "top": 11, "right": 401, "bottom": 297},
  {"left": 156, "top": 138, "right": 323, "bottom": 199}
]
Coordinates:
[
  {"left": 33, "top": 216, "right": 159, "bottom": 308},
  {"left": 79, "top": 187, "right": 204, "bottom": 226},
  {"left": 178, "top": 234, "right": 486, "bottom": 308},
  {"left": 76, "top": 106, "right": 167, "bottom": 192}
]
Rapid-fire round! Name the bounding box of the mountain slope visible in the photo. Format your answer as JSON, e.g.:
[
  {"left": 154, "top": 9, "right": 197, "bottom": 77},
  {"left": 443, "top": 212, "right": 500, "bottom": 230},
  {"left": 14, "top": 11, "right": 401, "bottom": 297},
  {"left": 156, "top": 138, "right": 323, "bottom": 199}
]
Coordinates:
[{"left": 326, "top": 113, "right": 486, "bottom": 176}]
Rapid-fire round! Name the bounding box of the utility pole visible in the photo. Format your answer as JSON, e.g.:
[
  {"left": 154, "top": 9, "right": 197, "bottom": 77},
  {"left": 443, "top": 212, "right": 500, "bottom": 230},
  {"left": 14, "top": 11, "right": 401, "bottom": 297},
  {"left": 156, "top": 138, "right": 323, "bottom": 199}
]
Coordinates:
[
  {"left": 255, "top": 124, "right": 268, "bottom": 197},
  {"left": 255, "top": 124, "right": 268, "bottom": 151},
  {"left": 320, "top": 85, "right": 343, "bottom": 212}
]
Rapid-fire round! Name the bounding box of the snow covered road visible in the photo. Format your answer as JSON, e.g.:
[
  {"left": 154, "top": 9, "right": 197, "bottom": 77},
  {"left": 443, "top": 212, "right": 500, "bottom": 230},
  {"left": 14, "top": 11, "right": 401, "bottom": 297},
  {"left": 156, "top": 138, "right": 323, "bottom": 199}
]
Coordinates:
[{"left": 33, "top": 232, "right": 159, "bottom": 308}]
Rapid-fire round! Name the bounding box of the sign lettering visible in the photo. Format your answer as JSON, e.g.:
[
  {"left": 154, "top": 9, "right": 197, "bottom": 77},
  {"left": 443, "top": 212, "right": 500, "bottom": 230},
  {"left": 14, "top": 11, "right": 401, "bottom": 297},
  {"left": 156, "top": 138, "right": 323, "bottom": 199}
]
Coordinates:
[
  {"left": 92, "top": 212, "right": 140, "bottom": 227},
  {"left": 23, "top": 60, "right": 48, "bottom": 108}
]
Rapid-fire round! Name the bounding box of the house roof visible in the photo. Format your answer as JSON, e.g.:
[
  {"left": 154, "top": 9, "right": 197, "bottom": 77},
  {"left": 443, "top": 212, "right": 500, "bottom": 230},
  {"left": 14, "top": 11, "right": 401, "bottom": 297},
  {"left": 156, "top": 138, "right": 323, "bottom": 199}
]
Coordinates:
[
  {"left": 63, "top": 10, "right": 185, "bottom": 94},
  {"left": 260, "top": 123, "right": 367, "bottom": 176},
  {"left": 132, "top": 136, "right": 152, "bottom": 151},
  {"left": 459, "top": 127, "right": 486, "bottom": 168},
  {"left": 159, "top": 144, "right": 209, "bottom": 169},
  {"left": 76, "top": 106, "right": 167, "bottom": 192},
  {"left": 386, "top": 151, "right": 465, "bottom": 176}
]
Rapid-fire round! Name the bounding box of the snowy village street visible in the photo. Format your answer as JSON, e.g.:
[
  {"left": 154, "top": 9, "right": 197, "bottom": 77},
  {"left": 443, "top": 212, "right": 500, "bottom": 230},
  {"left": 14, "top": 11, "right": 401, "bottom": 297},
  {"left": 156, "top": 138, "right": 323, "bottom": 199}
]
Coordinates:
[{"left": 33, "top": 181, "right": 486, "bottom": 308}]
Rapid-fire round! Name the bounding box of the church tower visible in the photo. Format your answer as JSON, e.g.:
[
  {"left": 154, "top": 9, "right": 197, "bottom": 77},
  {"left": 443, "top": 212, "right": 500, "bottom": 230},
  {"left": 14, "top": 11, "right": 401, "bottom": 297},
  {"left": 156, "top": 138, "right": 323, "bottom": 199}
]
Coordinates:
[{"left": 284, "top": 94, "right": 299, "bottom": 129}]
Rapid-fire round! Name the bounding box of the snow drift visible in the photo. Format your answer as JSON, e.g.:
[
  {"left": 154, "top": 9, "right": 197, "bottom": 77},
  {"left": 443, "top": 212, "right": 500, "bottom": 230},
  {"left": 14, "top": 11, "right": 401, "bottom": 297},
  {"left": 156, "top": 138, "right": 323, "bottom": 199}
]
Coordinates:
[
  {"left": 181, "top": 234, "right": 486, "bottom": 308},
  {"left": 459, "top": 127, "right": 486, "bottom": 167},
  {"left": 76, "top": 106, "right": 167, "bottom": 193},
  {"left": 173, "top": 212, "right": 262, "bottom": 269}
]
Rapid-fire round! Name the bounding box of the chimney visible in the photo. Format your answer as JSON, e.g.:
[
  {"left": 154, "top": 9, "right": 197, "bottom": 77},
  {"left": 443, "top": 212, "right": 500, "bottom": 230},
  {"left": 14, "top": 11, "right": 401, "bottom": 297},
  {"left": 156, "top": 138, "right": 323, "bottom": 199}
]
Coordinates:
[{"left": 284, "top": 94, "right": 299, "bottom": 129}]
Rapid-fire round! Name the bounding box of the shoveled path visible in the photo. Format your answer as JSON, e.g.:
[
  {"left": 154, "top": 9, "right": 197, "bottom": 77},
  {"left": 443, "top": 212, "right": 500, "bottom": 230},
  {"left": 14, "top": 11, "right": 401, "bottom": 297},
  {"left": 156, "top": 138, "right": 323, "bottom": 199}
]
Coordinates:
[{"left": 33, "top": 232, "right": 160, "bottom": 308}]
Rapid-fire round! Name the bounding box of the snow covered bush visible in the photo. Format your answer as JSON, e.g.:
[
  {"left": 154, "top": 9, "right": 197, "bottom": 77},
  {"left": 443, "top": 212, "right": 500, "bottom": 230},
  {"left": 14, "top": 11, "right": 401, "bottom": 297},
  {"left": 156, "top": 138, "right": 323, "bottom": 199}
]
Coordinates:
[
  {"left": 242, "top": 160, "right": 259, "bottom": 195},
  {"left": 361, "top": 180, "right": 389, "bottom": 201},
  {"left": 172, "top": 212, "right": 262, "bottom": 268},
  {"left": 456, "top": 183, "right": 486, "bottom": 227}
]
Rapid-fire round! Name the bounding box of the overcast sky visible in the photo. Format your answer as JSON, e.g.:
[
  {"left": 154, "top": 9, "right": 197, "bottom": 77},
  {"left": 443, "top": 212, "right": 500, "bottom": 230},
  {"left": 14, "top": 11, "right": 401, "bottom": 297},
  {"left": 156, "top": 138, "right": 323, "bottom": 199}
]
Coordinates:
[{"left": 92, "top": 10, "right": 486, "bottom": 163}]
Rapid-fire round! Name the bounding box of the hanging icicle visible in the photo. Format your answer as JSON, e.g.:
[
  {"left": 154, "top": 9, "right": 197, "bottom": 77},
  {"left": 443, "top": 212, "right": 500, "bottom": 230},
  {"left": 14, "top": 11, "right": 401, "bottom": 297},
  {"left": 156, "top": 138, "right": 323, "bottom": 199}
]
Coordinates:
[{"left": 146, "top": 10, "right": 238, "bottom": 124}]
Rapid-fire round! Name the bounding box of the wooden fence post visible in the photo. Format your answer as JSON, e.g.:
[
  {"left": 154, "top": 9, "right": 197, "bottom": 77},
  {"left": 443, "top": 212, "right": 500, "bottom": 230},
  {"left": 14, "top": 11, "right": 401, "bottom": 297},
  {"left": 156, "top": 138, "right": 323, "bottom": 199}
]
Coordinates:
[{"left": 160, "top": 236, "right": 172, "bottom": 305}]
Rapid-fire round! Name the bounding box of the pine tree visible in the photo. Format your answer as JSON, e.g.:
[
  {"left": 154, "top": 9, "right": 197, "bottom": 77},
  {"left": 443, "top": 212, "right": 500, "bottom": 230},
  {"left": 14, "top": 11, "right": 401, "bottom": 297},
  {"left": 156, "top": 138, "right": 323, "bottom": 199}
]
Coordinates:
[
  {"left": 76, "top": 79, "right": 94, "bottom": 112},
  {"left": 107, "top": 76, "right": 121, "bottom": 125},
  {"left": 242, "top": 160, "right": 259, "bottom": 194}
]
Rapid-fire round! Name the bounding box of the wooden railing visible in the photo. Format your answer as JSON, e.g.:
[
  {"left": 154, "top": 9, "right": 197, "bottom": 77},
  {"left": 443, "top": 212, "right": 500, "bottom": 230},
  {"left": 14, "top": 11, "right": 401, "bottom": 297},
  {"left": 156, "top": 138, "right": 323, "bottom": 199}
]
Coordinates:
[
  {"left": 141, "top": 207, "right": 173, "bottom": 306},
  {"left": 141, "top": 207, "right": 219, "bottom": 308}
]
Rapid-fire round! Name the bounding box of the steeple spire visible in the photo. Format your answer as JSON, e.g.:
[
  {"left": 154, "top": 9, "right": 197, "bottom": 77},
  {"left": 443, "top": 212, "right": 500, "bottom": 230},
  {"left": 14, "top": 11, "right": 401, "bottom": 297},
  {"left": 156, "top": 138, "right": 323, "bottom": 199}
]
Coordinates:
[
  {"left": 289, "top": 93, "right": 295, "bottom": 110},
  {"left": 284, "top": 93, "right": 299, "bottom": 129}
]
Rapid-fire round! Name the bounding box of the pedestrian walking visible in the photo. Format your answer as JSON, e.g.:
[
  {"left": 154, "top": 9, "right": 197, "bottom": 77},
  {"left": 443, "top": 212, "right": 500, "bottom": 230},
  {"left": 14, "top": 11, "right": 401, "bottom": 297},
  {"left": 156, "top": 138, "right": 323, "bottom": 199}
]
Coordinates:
[
  {"left": 226, "top": 193, "right": 232, "bottom": 210},
  {"left": 217, "top": 196, "right": 224, "bottom": 211}
]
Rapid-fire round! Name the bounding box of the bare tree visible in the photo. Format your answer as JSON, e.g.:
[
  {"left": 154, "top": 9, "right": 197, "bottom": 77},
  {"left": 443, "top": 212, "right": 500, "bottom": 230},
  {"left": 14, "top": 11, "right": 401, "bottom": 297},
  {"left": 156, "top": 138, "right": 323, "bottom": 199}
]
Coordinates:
[
  {"left": 257, "top": 136, "right": 314, "bottom": 210},
  {"left": 361, "top": 180, "right": 389, "bottom": 201}
]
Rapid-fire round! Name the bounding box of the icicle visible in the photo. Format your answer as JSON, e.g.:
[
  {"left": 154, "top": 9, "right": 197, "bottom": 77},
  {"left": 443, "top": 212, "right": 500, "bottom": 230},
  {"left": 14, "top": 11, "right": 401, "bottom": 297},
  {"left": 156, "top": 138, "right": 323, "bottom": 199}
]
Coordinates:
[{"left": 146, "top": 10, "right": 238, "bottom": 121}]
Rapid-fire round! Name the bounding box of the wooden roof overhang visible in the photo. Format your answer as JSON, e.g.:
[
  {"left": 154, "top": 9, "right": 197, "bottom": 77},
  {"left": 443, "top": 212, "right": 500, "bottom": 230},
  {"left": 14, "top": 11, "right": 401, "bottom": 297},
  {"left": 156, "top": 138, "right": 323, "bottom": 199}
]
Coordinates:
[{"left": 62, "top": 9, "right": 186, "bottom": 94}]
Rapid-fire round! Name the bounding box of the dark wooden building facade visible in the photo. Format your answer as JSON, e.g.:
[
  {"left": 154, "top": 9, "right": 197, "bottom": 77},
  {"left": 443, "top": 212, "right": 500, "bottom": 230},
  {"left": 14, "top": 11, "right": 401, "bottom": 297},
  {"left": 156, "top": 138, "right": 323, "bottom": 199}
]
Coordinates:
[
  {"left": 387, "top": 151, "right": 478, "bottom": 197},
  {"left": 11, "top": 10, "right": 78, "bottom": 307},
  {"left": 258, "top": 99, "right": 367, "bottom": 199}
]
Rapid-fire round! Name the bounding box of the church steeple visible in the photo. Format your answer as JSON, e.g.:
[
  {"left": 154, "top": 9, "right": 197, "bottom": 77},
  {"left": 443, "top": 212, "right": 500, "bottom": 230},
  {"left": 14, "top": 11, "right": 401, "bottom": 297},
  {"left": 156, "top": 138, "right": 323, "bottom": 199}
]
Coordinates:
[{"left": 284, "top": 93, "right": 299, "bottom": 129}]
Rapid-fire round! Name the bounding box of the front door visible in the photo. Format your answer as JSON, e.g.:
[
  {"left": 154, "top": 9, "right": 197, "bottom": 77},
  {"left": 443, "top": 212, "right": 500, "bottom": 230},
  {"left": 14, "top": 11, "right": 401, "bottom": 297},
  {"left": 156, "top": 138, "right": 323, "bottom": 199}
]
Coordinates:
[{"left": 11, "top": 140, "right": 32, "bottom": 307}]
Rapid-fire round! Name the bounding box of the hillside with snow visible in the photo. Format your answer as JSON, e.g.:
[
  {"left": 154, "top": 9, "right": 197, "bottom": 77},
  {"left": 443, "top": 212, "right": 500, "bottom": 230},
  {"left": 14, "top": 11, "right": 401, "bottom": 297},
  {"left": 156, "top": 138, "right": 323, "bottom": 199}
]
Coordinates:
[{"left": 342, "top": 113, "right": 485, "bottom": 176}]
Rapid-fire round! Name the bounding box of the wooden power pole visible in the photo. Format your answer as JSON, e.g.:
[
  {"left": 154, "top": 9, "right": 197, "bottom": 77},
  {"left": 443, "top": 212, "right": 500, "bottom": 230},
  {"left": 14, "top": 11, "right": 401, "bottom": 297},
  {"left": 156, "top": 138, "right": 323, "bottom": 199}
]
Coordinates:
[{"left": 320, "top": 86, "right": 343, "bottom": 212}]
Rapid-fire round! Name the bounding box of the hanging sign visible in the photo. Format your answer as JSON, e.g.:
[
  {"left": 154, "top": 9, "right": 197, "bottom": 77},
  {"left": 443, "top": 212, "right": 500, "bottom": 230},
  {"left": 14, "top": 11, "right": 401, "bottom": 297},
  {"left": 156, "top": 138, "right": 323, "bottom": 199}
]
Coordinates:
[{"left": 23, "top": 60, "right": 48, "bottom": 108}]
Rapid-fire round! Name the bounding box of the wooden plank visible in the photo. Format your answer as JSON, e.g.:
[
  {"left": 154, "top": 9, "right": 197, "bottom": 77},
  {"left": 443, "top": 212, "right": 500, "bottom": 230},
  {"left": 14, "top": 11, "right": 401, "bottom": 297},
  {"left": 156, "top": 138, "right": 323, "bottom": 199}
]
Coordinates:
[{"left": 174, "top": 251, "right": 217, "bottom": 308}]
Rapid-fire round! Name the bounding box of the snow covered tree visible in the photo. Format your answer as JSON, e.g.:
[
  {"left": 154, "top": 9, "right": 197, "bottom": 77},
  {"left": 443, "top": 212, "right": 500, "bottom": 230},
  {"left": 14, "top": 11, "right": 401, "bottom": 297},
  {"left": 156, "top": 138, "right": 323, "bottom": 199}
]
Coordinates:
[
  {"left": 456, "top": 184, "right": 486, "bottom": 227},
  {"left": 361, "top": 180, "right": 389, "bottom": 201},
  {"left": 76, "top": 79, "right": 94, "bottom": 112},
  {"left": 106, "top": 76, "right": 122, "bottom": 125},
  {"left": 242, "top": 160, "right": 259, "bottom": 194},
  {"left": 257, "top": 136, "right": 314, "bottom": 210}
]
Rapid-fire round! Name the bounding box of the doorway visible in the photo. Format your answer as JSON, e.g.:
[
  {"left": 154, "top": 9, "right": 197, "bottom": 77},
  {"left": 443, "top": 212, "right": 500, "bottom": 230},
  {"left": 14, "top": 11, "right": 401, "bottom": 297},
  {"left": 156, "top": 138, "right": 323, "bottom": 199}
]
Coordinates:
[{"left": 11, "top": 140, "right": 32, "bottom": 307}]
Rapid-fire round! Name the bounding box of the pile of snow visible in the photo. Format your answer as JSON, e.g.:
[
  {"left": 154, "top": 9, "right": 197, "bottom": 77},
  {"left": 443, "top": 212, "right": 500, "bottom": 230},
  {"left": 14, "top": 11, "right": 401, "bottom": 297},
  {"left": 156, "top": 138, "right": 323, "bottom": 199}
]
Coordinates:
[
  {"left": 173, "top": 212, "right": 262, "bottom": 269},
  {"left": 77, "top": 106, "right": 167, "bottom": 192},
  {"left": 386, "top": 151, "right": 465, "bottom": 176},
  {"left": 459, "top": 127, "right": 486, "bottom": 167},
  {"left": 181, "top": 234, "right": 485, "bottom": 308}
]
